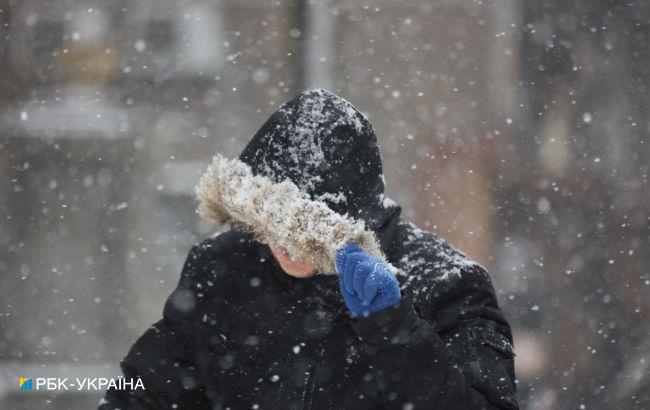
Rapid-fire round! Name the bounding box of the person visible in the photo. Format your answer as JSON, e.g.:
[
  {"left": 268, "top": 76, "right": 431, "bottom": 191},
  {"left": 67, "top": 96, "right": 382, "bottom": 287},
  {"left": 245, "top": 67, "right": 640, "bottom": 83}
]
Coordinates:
[{"left": 99, "top": 89, "right": 518, "bottom": 409}]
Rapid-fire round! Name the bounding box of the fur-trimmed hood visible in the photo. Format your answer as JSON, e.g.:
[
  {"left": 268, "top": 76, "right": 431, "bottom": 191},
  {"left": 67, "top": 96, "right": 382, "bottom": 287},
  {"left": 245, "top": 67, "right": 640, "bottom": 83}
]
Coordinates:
[
  {"left": 195, "top": 154, "right": 393, "bottom": 274},
  {"left": 195, "top": 89, "right": 399, "bottom": 274}
]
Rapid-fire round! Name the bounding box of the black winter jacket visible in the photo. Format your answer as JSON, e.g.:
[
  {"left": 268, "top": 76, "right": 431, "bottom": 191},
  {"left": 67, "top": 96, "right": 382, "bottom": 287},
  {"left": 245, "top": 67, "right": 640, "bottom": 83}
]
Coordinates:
[
  {"left": 100, "top": 209, "right": 518, "bottom": 410},
  {"left": 101, "top": 89, "right": 517, "bottom": 409}
]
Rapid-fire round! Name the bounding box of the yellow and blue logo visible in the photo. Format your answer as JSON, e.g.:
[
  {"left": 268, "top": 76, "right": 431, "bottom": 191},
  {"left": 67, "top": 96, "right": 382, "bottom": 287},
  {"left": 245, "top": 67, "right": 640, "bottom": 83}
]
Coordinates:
[{"left": 19, "top": 378, "right": 33, "bottom": 390}]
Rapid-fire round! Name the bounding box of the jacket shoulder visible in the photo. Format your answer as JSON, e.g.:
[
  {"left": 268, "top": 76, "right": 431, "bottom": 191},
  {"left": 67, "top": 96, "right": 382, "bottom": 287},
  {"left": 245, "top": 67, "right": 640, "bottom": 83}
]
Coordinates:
[
  {"left": 391, "top": 221, "right": 500, "bottom": 324},
  {"left": 178, "top": 229, "right": 266, "bottom": 285},
  {"left": 392, "top": 220, "right": 487, "bottom": 283},
  {"left": 195, "top": 228, "right": 260, "bottom": 256}
]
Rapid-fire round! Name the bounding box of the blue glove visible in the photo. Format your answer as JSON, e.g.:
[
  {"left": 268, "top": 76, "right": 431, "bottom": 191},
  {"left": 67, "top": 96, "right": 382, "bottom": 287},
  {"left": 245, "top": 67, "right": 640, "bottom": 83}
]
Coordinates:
[{"left": 335, "top": 243, "right": 401, "bottom": 318}]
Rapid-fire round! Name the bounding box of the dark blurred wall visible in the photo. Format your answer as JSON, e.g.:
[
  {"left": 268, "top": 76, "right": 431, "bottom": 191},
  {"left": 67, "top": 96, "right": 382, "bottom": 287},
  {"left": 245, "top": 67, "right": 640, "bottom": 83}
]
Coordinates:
[{"left": 506, "top": 2, "right": 650, "bottom": 408}]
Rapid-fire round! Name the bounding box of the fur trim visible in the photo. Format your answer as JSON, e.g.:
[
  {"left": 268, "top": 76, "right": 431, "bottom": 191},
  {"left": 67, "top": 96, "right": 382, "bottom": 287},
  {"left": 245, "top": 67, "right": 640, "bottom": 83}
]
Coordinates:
[{"left": 195, "top": 154, "right": 393, "bottom": 275}]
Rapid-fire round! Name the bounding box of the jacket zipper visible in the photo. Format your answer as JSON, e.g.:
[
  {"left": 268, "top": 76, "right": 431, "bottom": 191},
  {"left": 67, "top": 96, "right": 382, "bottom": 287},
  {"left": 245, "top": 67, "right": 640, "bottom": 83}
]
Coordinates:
[{"left": 301, "top": 344, "right": 325, "bottom": 410}]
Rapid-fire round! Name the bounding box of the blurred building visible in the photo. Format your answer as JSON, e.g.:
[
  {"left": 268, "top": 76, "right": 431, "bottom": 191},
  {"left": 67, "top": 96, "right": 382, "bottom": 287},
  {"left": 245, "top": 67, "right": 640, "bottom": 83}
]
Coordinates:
[{"left": 0, "top": 0, "right": 648, "bottom": 409}]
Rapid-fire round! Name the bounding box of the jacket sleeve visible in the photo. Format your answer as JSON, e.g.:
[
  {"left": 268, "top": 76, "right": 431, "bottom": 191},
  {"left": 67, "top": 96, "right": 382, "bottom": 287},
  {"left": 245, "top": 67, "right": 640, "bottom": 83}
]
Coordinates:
[
  {"left": 99, "top": 245, "right": 211, "bottom": 410},
  {"left": 349, "top": 264, "right": 518, "bottom": 410}
]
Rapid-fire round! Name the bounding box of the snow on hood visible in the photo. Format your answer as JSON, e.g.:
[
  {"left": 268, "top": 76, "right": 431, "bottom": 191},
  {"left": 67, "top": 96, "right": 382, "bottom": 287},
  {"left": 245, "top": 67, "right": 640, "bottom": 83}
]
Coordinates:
[
  {"left": 238, "top": 89, "right": 394, "bottom": 231},
  {"left": 195, "top": 154, "right": 395, "bottom": 275}
]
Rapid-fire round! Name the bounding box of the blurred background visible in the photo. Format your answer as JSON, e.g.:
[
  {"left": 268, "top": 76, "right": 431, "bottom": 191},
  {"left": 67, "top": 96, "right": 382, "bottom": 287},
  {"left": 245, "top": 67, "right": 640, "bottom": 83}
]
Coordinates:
[{"left": 0, "top": 0, "right": 648, "bottom": 409}]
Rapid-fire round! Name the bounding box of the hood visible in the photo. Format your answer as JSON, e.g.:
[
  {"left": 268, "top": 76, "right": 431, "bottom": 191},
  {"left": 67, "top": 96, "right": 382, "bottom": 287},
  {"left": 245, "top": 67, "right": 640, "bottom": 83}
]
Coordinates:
[
  {"left": 195, "top": 89, "right": 401, "bottom": 274},
  {"left": 239, "top": 89, "right": 397, "bottom": 230}
]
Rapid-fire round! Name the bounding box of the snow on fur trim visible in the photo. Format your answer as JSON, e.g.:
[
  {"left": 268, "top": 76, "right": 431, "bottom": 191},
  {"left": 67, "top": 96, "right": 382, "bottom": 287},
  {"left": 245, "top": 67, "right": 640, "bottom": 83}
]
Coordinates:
[{"left": 195, "top": 154, "right": 394, "bottom": 275}]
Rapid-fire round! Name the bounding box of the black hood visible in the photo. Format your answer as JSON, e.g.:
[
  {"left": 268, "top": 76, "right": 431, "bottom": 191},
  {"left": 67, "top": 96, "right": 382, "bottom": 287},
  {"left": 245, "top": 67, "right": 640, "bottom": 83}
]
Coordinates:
[{"left": 239, "top": 89, "right": 398, "bottom": 231}]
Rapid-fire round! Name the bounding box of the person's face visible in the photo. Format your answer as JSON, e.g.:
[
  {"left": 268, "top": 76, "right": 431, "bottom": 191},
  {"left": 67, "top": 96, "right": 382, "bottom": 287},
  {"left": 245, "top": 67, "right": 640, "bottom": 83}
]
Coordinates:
[{"left": 269, "top": 244, "right": 317, "bottom": 278}]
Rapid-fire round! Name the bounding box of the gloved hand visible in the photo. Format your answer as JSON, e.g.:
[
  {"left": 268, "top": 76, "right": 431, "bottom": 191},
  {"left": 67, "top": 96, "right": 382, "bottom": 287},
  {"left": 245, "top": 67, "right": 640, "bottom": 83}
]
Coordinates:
[{"left": 335, "top": 243, "right": 401, "bottom": 318}]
